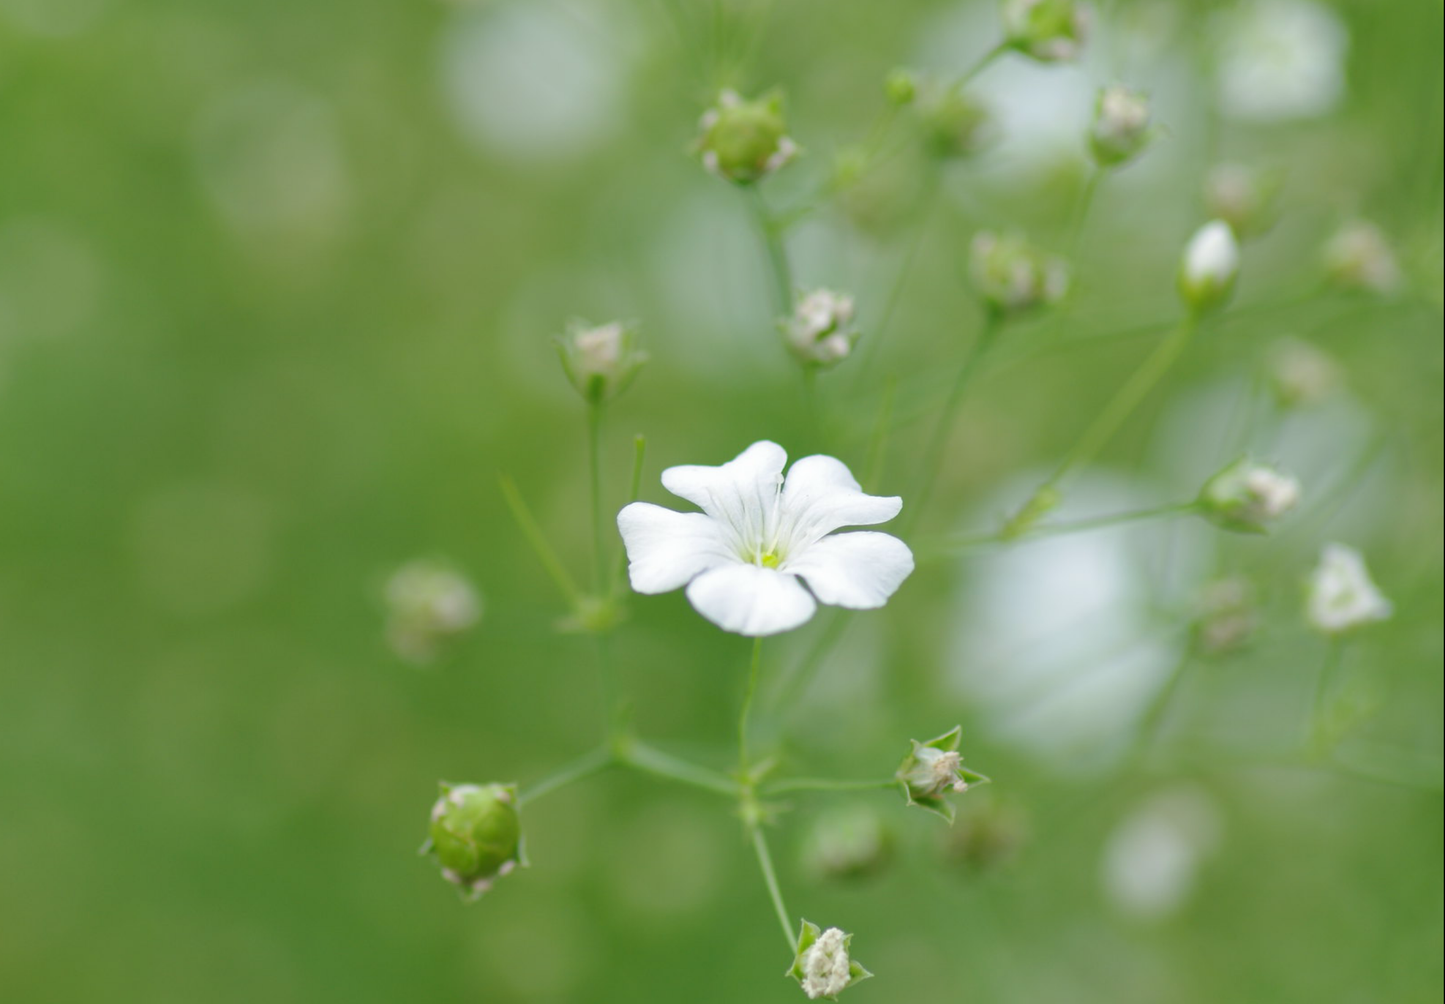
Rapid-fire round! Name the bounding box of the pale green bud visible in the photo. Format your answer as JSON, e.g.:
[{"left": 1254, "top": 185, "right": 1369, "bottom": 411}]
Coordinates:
[
  {"left": 423, "top": 782, "right": 526, "bottom": 901},
  {"left": 787, "top": 921, "right": 872, "bottom": 1001},
  {"left": 1089, "top": 85, "right": 1153, "bottom": 168},
  {"left": 782, "top": 289, "right": 858, "bottom": 368},
  {"left": 1267, "top": 337, "right": 1341, "bottom": 408},
  {"left": 555, "top": 319, "right": 647, "bottom": 406},
  {"left": 1002, "top": 0, "right": 1090, "bottom": 63},
  {"left": 969, "top": 230, "right": 1070, "bottom": 316},
  {"left": 883, "top": 68, "right": 917, "bottom": 106},
  {"left": 919, "top": 87, "right": 995, "bottom": 160},
  {"left": 385, "top": 560, "right": 481, "bottom": 664},
  {"left": 1197, "top": 457, "right": 1301, "bottom": 534},
  {"left": 1177, "top": 220, "right": 1240, "bottom": 315},
  {"left": 895, "top": 726, "right": 990, "bottom": 823},
  {"left": 694, "top": 90, "right": 798, "bottom": 185}
]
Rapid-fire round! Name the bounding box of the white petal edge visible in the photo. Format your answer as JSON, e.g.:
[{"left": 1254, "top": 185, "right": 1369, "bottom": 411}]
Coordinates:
[
  {"left": 780, "top": 454, "right": 902, "bottom": 542},
  {"left": 684, "top": 564, "right": 817, "bottom": 636},
  {"left": 660, "top": 441, "right": 787, "bottom": 527},
  {"left": 785, "top": 531, "right": 915, "bottom": 609},
  {"left": 617, "top": 502, "right": 734, "bottom": 594}
]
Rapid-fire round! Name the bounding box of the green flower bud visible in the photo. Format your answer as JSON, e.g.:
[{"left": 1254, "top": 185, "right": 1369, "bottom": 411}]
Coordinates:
[
  {"left": 1177, "top": 220, "right": 1240, "bottom": 315},
  {"left": 883, "top": 68, "right": 917, "bottom": 106},
  {"left": 1197, "top": 457, "right": 1301, "bottom": 534},
  {"left": 1203, "top": 163, "right": 1282, "bottom": 239},
  {"left": 555, "top": 319, "right": 647, "bottom": 406},
  {"left": 787, "top": 921, "right": 872, "bottom": 1001},
  {"left": 802, "top": 805, "right": 893, "bottom": 882},
  {"left": 1089, "top": 85, "right": 1153, "bottom": 168},
  {"left": 919, "top": 86, "right": 995, "bottom": 160},
  {"left": 1322, "top": 220, "right": 1401, "bottom": 295},
  {"left": 1002, "top": 0, "right": 1090, "bottom": 63},
  {"left": 423, "top": 782, "right": 526, "bottom": 901},
  {"left": 895, "top": 726, "right": 990, "bottom": 823},
  {"left": 385, "top": 560, "right": 481, "bottom": 664},
  {"left": 782, "top": 289, "right": 858, "bottom": 368},
  {"left": 694, "top": 90, "right": 798, "bottom": 185},
  {"left": 969, "top": 230, "right": 1070, "bottom": 316}
]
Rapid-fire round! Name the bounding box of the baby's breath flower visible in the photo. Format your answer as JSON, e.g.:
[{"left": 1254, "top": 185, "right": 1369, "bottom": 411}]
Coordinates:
[
  {"left": 556, "top": 319, "right": 647, "bottom": 406},
  {"left": 422, "top": 782, "right": 526, "bottom": 902},
  {"left": 1322, "top": 220, "right": 1402, "bottom": 295},
  {"left": 1178, "top": 220, "right": 1240, "bottom": 315},
  {"left": 1307, "top": 543, "right": 1392, "bottom": 635},
  {"left": 1204, "top": 163, "right": 1282, "bottom": 239},
  {"left": 1267, "top": 337, "right": 1341, "bottom": 407},
  {"left": 788, "top": 921, "right": 872, "bottom": 1001},
  {"left": 1089, "top": 85, "right": 1153, "bottom": 168},
  {"left": 1198, "top": 458, "right": 1301, "bottom": 534},
  {"left": 617, "top": 442, "right": 914, "bottom": 636},
  {"left": 385, "top": 560, "right": 482, "bottom": 664},
  {"left": 1002, "top": 0, "right": 1090, "bottom": 63},
  {"left": 969, "top": 231, "right": 1070, "bottom": 316},
  {"left": 895, "top": 726, "right": 989, "bottom": 822},
  {"left": 783, "top": 289, "right": 858, "bottom": 368},
  {"left": 694, "top": 90, "right": 798, "bottom": 185}
]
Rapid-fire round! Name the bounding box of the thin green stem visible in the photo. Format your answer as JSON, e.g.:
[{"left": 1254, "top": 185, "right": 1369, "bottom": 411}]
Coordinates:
[
  {"left": 738, "top": 637, "right": 765, "bottom": 776},
  {"left": 499, "top": 475, "right": 585, "bottom": 608},
  {"left": 518, "top": 747, "right": 613, "bottom": 806},
  {"left": 1006, "top": 313, "right": 1199, "bottom": 535},
  {"left": 935, "top": 500, "right": 1200, "bottom": 556},
  {"left": 750, "top": 825, "right": 797, "bottom": 950},
  {"left": 595, "top": 631, "right": 623, "bottom": 743},
  {"left": 586, "top": 402, "right": 607, "bottom": 593},
  {"left": 1310, "top": 638, "right": 1346, "bottom": 754},
  {"left": 746, "top": 186, "right": 792, "bottom": 319},
  {"left": 907, "top": 311, "right": 1003, "bottom": 534},
  {"left": 1067, "top": 167, "right": 1104, "bottom": 258},
  {"left": 618, "top": 740, "right": 740, "bottom": 797},
  {"left": 1129, "top": 647, "right": 1194, "bottom": 767},
  {"left": 764, "top": 777, "right": 898, "bottom": 795},
  {"left": 951, "top": 40, "right": 1010, "bottom": 90}
]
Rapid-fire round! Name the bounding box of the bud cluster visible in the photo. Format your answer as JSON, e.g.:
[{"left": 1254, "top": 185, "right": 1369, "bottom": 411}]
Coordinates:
[
  {"left": 694, "top": 90, "right": 798, "bottom": 185},
  {"left": 783, "top": 289, "right": 859, "bottom": 368},
  {"left": 788, "top": 921, "right": 872, "bottom": 1001},
  {"left": 969, "top": 231, "right": 1070, "bottom": 317}
]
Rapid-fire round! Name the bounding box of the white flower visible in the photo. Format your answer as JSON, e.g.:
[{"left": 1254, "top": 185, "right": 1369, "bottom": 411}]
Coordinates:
[
  {"left": 617, "top": 441, "right": 914, "bottom": 636},
  {"left": 1198, "top": 458, "right": 1301, "bottom": 533},
  {"left": 385, "top": 560, "right": 482, "bottom": 663},
  {"left": 799, "top": 928, "right": 852, "bottom": 1000},
  {"left": 1322, "top": 220, "right": 1401, "bottom": 294},
  {"left": 1178, "top": 220, "right": 1240, "bottom": 313},
  {"left": 1216, "top": 0, "right": 1348, "bottom": 123},
  {"left": 784, "top": 290, "right": 858, "bottom": 367},
  {"left": 1307, "top": 543, "right": 1392, "bottom": 634}
]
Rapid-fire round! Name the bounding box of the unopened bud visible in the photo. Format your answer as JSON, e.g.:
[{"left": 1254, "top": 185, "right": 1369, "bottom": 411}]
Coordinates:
[
  {"left": 969, "top": 231, "right": 1070, "bottom": 316},
  {"left": 1192, "top": 576, "right": 1258, "bottom": 656},
  {"left": 1089, "top": 85, "right": 1153, "bottom": 168},
  {"left": 1002, "top": 0, "right": 1090, "bottom": 63},
  {"left": 694, "top": 90, "right": 798, "bottom": 184},
  {"left": 1322, "top": 220, "right": 1401, "bottom": 295},
  {"left": 1197, "top": 458, "right": 1300, "bottom": 534},
  {"left": 385, "top": 560, "right": 481, "bottom": 664},
  {"left": 883, "top": 68, "right": 917, "bottom": 106},
  {"left": 1204, "top": 163, "right": 1281, "bottom": 239},
  {"left": 895, "top": 725, "right": 989, "bottom": 823},
  {"left": 556, "top": 320, "right": 647, "bottom": 406},
  {"left": 783, "top": 289, "right": 858, "bottom": 368},
  {"left": 919, "top": 86, "right": 995, "bottom": 160},
  {"left": 1306, "top": 543, "right": 1392, "bottom": 635},
  {"left": 1267, "top": 337, "right": 1341, "bottom": 408},
  {"left": 1178, "top": 220, "right": 1240, "bottom": 315},
  {"left": 423, "top": 782, "right": 526, "bottom": 901},
  {"left": 788, "top": 921, "right": 872, "bottom": 1001}
]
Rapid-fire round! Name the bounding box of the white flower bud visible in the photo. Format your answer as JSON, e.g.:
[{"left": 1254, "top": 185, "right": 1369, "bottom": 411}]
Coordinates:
[
  {"left": 1322, "top": 220, "right": 1401, "bottom": 295},
  {"left": 895, "top": 725, "right": 989, "bottom": 822},
  {"left": 694, "top": 90, "right": 798, "bottom": 184},
  {"left": 1198, "top": 458, "right": 1301, "bottom": 533},
  {"left": 1267, "top": 337, "right": 1341, "bottom": 407},
  {"left": 1178, "top": 220, "right": 1240, "bottom": 315},
  {"left": 783, "top": 289, "right": 858, "bottom": 368},
  {"left": 556, "top": 319, "right": 648, "bottom": 405},
  {"left": 1002, "top": 0, "right": 1090, "bottom": 63},
  {"left": 788, "top": 921, "right": 872, "bottom": 1000},
  {"left": 969, "top": 231, "right": 1070, "bottom": 316},
  {"left": 1307, "top": 543, "right": 1392, "bottom": 635},
  {"left": 1089, "top": 85, "right": 1152, "bottom": 168},
  {"left": 385, "top": 560, "right": 482, "bottom": 664}
]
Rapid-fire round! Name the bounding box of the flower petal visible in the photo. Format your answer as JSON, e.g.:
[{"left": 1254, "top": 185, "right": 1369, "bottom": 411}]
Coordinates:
[
  {"left": 780, "top": 455, "right": 902, "bottom": 543},
  {"left": 660, "top": 441, "right": 787, "bottom": 535},
  {"left": 684, "top": 564, "right": 817, "bottom": 636},
  {"left": 785, "top": 531, "right": 914, "bottom": 609},
  {"left": 617, "top": 502, "right": 733, "bottom": 594}
]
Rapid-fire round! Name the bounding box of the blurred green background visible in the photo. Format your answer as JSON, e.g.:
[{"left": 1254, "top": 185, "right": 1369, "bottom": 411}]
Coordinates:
[{"left": 1, "top": 0, "right": 1441, "bottom": 1001}]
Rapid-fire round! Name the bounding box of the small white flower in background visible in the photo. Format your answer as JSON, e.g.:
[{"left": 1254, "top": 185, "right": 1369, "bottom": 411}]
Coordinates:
[
  {"left": 1267, "top": 337, "right": 1342, "bottom": 408},
  {"left": 788, "top": 921, "right": 871, "bottom": 1000},
  {"left": 1216, "top": 0, "right": 1348, "bottom": 123},
  {"left": 1177, "top": 220, "right": 1240, "bottom": 315},
  {"left": 1197, "top": 458, "right": 1301, "bottom": 534},
  {"left": 783, "top": 289, "right": 858, "bottom": 368},
  {"left": 1002, "top": 0, "right": 1090, "bottom": 63},
  {"left": 555, "top": 319, "right": 648, "bottom": 405},
  {"left": 1192, "top": 576, "right": 1258, "bottom": 656},
  {"left": 969, "top": 231, "right": 1070, "bottom": 317},
  {"left": 1089, "top": 85, "right": 1153, "bottom": 168},
  {"left": 1322, "top": 220, "right": 1402, "bottom": 295},
  {"left": 895, "top": 725, "right": 989, "bottom": 822},
  {"left": 1307, "top": 543, "right": 1393, "bottom": 635},
  {"left": 1102, "top": 786, "right": 1223, "bottom": 922},
  {"left": 385, "top": 560, "right": 482, "bottom": 663},
  {"left": 694, "top": 90, "right": 798, "bottom": 185},
  {"left": 617, "top": 442, "right": 913, "bottom": 636},
  {"left": 1204, "top": 162, "right": 1282, "bottom": 239}
]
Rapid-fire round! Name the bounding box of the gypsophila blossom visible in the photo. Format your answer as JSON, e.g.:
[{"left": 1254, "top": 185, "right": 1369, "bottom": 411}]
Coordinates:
[
  {"left": 1198, "top": 458, "right": 1301, "bottom": 533},
  {"left": 556, "top": 319, "right": 647, "bottom": 405},
  {"left": 788, "top": 921, "right": 871, "bottom": 1000},
  {"left": 1322, "top": 220, "right": 1402, "bottom": 295},
  {"left": 1178, "top": 220, "right": 1240, "bottom": 314},
  {"left": 895, "top": 726, "right": 989, "bottom": 822},
  {"left": 1268, "top": 337, "right": 1341, "bottom": 407},
  {"left": 969, "top": 231, "right": 1070, "bottom": 316},
  {"left": 1307, "top": 543, "right": 1393, "bottom": 635},
  {"left": 1089, "top": 85, "right": 1153, "bottom": 168},
  {"left": 694, "top": 90, "right": 798, "bottom": 184},
  {"left": 783, "top": 290, "right": 858, "bottom": 368},
  {"left": 617, "top": 442, "right": 913, "bottom": 636},
  {"left": 385, "top": 560, "right": 482, "bottom": 663}
]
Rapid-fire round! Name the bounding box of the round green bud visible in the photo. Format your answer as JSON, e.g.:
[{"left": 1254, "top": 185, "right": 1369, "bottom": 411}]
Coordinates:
[
  {"left": 920, "top": 89, "right": 994, "bottom": 160},
  {"left": 694, "top": 90, "right": 798, "bottom": 185},
  {"left": 425, "top": 782, "right": 525, "bottom": 901},
  {"left": 1002, "top": 0, "right": 1090, "bottom": 63},
  {"left": 883, "top": 68, "right": 917, "bottom": 106},
  {"left": 1089, "top": 85, "right": 1152, "bottom": 168}
]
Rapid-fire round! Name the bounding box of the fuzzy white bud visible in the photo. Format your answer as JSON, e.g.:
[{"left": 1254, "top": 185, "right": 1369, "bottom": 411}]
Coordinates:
[
  {"left": 1198, "top": 458, "right": 1301, "bottom": 533},
  {"left": 1307, "top": 543, "right": 1393, "bottom": 635},
  {"left": 1090, "top": 85, "right": 1152, "bottom": 167},
  {"left": 783, "top": 289, "right": 858, "bottom": 367},
  {"left": 1178, "top": 220, "right": 1240, "bottom": 314}
]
